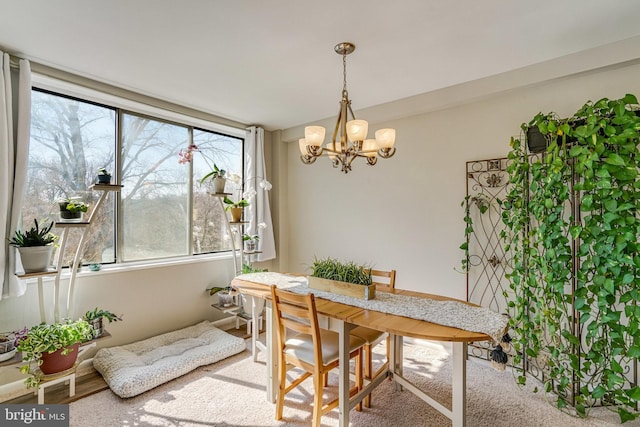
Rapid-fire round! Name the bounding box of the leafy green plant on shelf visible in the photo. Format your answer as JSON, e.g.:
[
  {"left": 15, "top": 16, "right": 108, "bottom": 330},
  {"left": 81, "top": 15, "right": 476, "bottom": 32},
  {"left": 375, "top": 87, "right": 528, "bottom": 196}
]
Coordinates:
[
  {"left": 83, "top": 308, "right": 123, "bottom": 338},
  {"left": 501, "top": 94, "right": 640, "bottom": 422},
  {"left": 16, "top": 319, "right": 94, "bottom": 388},
  {"left": 8, "top": 219, "right": 56, "bottom": 247}
]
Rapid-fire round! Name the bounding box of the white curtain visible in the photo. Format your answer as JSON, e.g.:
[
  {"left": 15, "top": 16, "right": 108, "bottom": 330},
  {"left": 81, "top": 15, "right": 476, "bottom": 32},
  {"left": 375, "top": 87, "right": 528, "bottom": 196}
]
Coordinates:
[
  {"left": 0, "top": 53, "right": 31, "bottom": 299},
  {"left": 244, "top": 126, "right": 275, "bottom": 261}
]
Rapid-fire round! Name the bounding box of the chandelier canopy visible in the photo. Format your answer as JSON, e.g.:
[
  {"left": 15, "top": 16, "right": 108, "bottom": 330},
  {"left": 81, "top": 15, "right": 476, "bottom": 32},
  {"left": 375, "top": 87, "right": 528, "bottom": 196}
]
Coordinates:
[{"left": 299, "top": 42, "right": 397, "bottom": 174}]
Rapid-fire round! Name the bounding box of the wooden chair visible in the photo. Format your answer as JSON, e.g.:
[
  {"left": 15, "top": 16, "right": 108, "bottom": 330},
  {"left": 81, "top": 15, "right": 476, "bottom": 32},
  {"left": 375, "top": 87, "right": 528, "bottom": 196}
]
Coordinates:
[
  {"left": 350, "top": 268, "right": 396, "bottom": 408},
  {"left": 270, "top": 285, "right": 365, "bottom": 427}
]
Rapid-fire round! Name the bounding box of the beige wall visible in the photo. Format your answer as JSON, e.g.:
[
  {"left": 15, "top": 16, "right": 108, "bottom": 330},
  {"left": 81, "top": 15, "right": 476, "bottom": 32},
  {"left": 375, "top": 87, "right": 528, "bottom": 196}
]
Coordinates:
[
  {"left": 279, "top": 60, "right": 640, "bottom": 299},
  {"left": 0, "top": 257, "right": 236, "bottom": 350}
]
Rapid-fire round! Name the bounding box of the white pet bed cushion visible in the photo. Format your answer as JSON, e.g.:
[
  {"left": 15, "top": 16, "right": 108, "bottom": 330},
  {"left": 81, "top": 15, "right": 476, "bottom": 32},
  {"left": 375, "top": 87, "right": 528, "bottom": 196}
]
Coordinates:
[{"left": 93, "top": 321, "right": 245, "bottom": 398}]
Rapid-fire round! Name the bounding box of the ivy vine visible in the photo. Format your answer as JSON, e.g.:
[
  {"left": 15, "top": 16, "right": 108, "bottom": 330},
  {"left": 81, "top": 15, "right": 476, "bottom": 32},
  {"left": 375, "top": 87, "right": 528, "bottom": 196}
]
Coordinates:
[{"left": 501, "top": 94, "right": 640, "bottom": 422}]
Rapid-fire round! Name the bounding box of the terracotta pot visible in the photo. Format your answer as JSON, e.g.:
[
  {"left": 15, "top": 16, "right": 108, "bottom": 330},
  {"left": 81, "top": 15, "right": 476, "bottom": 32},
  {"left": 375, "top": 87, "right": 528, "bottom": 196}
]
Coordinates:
[
  {"left": 39, "top": 343, "right": 80, "bottom": 374},
  {"left": 230, "top": 207, "right": 243, "bottom": 222}
]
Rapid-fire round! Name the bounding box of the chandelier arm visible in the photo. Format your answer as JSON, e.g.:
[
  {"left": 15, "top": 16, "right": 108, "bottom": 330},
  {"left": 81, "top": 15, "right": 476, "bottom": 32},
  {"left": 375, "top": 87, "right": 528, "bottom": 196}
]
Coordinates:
[
  {"left": 300, "top": 154, "right": 317, "bottom": 165},
  {"left": 346, "top": 152, "right": 359, "bottom": 169},
  {"left": 366, "top": 156, "right": 378, "bottom": 166},
  {"left": 347, "top": 101, "right": 357, "bottom": 122},
  {"left": 307, "top": 145, "right": 323, "bottom": 157},
  {"left": 332, "top": 101, "right": 345, "bottom": 149},
  {"left": 379, "top": 147, "right": 397, "bottom": 159},
  {"left": 339, "top": 99, "right": 349, "bottom": 147}
]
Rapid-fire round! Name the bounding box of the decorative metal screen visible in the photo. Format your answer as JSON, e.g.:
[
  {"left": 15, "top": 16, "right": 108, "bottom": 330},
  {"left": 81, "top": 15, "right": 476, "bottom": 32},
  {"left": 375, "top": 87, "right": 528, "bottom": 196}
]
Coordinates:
[{"left": 465, "top": 155, "right": 639, "bottom": 406}]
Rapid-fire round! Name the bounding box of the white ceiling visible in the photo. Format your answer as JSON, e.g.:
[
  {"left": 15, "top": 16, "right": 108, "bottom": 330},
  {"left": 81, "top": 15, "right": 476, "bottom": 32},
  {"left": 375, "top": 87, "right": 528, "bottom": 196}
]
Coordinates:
[{"left": 2, "top": 0, "right": 640, "bottom": 131}]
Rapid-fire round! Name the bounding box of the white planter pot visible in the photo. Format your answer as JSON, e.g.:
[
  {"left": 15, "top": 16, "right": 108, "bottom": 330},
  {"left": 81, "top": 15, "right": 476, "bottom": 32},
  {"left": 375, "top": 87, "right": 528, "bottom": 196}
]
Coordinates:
[
  {"left": 213, "top": 177, "right": 226, "bottom": 193},
  {"left": 17, "top": 245, "right": 54, "bottom": 273}
]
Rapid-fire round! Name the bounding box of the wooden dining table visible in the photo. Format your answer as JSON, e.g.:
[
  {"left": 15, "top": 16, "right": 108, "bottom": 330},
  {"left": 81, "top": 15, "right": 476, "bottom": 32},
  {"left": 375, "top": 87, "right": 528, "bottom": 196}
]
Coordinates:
[{"left": 231, "top": 274, "right": 492, "bottom": 427}]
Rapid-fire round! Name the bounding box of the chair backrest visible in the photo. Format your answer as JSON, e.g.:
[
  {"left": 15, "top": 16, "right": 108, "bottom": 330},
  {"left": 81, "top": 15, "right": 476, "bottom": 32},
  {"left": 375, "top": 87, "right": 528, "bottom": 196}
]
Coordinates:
[
  {"left": 370, "top": 269, "right": 396, "bottom": 293},
  {"left": 270, "top": 286, "right": 323, "bottom": 363}
]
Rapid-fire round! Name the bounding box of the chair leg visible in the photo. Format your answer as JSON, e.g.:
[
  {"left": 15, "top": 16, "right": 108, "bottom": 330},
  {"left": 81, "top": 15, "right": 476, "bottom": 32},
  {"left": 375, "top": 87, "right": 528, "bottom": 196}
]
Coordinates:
[
  {"left": 275, "top": 356, "right": 286, "bottom": 421},
  {"left": 312, "top": 371, "right": 324, "bottom": 427},
  {"left": 364, "top": 344, "right": 373, "bottom": 408},
  {"left": 323, "top": 372, "right": 329, "bottom": 387},
  {"left": 356, "top": 348, "right": 363, "bottom": 411}
]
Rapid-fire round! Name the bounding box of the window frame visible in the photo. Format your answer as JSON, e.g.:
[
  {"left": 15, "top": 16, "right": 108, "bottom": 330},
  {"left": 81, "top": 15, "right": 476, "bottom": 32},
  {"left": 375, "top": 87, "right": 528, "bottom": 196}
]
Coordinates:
[{"left": 28, "top": 74, "right": 245, "bottom": 267}]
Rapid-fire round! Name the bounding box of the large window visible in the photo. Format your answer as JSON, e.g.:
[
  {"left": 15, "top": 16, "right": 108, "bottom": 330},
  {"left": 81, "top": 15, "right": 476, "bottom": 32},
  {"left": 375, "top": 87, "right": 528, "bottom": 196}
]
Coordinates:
[{"left": 23, "top": 87, "right": 244, "bottom": 266}]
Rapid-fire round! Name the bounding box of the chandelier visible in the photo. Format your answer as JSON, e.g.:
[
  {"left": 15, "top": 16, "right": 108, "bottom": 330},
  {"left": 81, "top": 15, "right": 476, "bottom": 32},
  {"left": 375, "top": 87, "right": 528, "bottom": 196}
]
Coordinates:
[{"left": 299, "top": 42, "right": 397, "bottom": 174}]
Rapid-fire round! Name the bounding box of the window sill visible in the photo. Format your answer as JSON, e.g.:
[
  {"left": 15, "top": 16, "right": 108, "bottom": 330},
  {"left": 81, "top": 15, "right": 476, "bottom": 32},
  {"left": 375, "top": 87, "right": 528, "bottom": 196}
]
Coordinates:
[{"left": 22, "top": 252, "right": 234, "bottom": 282}]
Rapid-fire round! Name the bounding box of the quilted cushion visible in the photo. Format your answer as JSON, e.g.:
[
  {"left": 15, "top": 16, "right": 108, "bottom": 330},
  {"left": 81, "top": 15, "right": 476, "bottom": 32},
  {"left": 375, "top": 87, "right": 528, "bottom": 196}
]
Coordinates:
[{"left": 93, "top": 321, "right": 245, "bottom": 398}]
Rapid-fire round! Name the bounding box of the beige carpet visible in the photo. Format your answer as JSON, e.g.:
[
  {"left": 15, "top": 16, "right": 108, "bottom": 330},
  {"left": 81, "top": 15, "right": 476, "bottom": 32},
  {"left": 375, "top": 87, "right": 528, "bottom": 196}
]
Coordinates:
[{"left": 70, "top": 338, "right": 640, "bottom": 426}]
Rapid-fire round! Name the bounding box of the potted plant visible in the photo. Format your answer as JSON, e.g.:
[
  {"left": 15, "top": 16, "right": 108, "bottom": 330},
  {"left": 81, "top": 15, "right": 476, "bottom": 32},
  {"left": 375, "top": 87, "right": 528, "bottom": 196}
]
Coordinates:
[
  {"left": 0, "top": 333, "right": 16, "bottom": 363},
  {"left": 308, "top": 256, "right": 375, "bottom": 300},
  {"left": 83, "top": 307, "right": 122, "bottom": 338},
  {"left": 223, "top": 196, "right": 249, "bottom": 222},
  {"left": 8, "top": 219, "right": 57, "bottom": 273},
  {"left": 58, "top": 198, "right": 89, "bottom": 221},
  {"left": 16, "top": 319, "right": 94, "bottom": 388},
  {"left": 208, "top": 286, "right": 236, "bottom": 307},
  {"left": 242, "top": 233, "right": 260, "bottom": 252},
  {"left": 200, "top": 164, "right": 227, "bottom": 194},
  {"left": 96, "top": 167, "right": 112, "bottom": 184}
]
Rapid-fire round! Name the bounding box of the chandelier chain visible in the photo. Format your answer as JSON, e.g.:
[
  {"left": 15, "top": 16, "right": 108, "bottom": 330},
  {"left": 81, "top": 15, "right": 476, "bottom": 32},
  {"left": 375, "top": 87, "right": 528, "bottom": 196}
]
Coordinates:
[{"left": 342, "top": 52, "right": 348, "bottom": 96}]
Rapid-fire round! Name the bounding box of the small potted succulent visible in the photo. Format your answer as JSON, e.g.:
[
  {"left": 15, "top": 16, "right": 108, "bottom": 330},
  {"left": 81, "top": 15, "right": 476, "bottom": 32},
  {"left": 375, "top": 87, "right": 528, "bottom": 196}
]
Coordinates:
[
  {"left": 200, "top": 164, "right": 227, "bottom": 193},
  {"left": 223, "top": 197, "right": 249, "bottom": 222},
  {"left": 83, "top": 307, "right": 123, "bottom": 338},
  {"left": 97, "top": 167, "right": 112, "bottom": 184},
  {"left": 58, "top": 198, "right": 89, "bottom": 221},
  {"left": 17, "top": 319, "right": 94, "bottom": 388},
  {"left": 8, "top": 219, "right": 57, "bottom": 273}
]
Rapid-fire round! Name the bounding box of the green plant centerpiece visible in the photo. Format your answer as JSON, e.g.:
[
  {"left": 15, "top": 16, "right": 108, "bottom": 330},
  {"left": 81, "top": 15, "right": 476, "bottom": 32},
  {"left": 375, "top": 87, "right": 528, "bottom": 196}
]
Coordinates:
[
  {"left": 8, "top": 219, "right": 57, "bottom": 273},
  {"left": 58, "top": 198, "right": 89, "bottom": 221},
  {"left": 17, "top": 319, "right": 94, "bottom": 388},
  {"left": 83, "top": 307, "right": 123, "bottom": 338},
  {"left": 224, "top": 196, "right": 249, "bottom": 222},
  {"left": 501, "top": 94, "right": 640, "bottom": 422},
  {"left": 308, "top": 256, "right": 374, "bottom": 300}
]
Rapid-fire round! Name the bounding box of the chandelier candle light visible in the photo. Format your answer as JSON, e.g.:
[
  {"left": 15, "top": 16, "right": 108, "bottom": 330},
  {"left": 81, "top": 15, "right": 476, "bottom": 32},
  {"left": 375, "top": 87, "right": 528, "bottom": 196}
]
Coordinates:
[{"left": 299, "top": 42, "right": 397, "bottom": 174}]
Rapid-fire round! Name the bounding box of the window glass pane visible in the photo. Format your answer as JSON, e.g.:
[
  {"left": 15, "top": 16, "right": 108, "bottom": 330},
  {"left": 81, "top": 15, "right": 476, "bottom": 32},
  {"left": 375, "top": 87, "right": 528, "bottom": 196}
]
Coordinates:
[
  {"left": 26, "top": 90, "right": 116, "bottom": 266},
  {"left": 191, "top": 130, "right": 243, "bottom": 254},
  {"left": 121, "top": 114, "right": 190, "bottom": 261}
]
